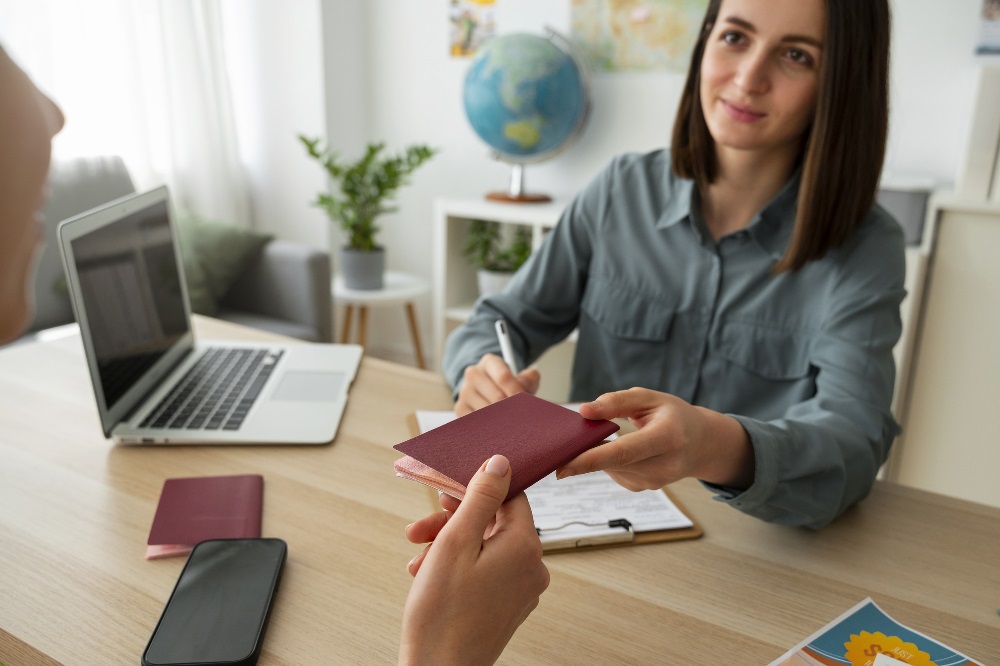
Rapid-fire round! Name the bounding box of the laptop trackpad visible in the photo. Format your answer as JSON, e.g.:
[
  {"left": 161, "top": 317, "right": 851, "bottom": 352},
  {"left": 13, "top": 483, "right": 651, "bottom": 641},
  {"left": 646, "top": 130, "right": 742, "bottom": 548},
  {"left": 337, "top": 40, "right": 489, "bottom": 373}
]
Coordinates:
[{"left": 272, "top": 371, "right": 346, "bottom": 401}]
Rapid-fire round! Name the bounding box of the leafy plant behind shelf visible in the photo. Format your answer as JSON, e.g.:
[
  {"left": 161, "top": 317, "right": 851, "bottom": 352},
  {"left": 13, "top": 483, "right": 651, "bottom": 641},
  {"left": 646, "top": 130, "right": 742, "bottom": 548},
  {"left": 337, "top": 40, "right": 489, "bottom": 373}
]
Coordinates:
[
  {"left": 463, "top": 220, "right": 532, "bottom": 273},
  {"left": 298, "top": 136, "right": 436, "bottom": 251}
]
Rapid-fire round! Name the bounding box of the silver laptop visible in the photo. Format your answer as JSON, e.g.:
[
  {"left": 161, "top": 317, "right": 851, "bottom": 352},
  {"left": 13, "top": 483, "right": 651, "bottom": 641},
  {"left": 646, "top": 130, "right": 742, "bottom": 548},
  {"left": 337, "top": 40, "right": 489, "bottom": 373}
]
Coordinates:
[{"left": 57, "top": 185, "right": 363, "bottom": 445}]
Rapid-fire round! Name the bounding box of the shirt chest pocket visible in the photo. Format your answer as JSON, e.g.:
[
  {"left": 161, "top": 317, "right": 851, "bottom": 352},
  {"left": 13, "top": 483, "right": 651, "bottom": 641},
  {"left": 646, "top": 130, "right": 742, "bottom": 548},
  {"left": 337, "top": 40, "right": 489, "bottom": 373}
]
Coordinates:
[
  {"left": 580, "top": 278, "right": 675, "bottom": 341},
  {"left": 578, "top": 280, "right": 678, "bottom": 392},
  {"left": 717, "top": 320, "right": 814, "bottom": 381}
]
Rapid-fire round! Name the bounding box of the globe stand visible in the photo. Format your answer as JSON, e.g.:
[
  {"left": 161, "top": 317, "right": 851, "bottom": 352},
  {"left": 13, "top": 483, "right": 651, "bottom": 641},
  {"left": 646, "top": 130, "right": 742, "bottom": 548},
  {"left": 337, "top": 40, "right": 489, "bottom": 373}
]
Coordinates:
[{"left": 486, "top": 163, "right": 551, "bottom": 204}]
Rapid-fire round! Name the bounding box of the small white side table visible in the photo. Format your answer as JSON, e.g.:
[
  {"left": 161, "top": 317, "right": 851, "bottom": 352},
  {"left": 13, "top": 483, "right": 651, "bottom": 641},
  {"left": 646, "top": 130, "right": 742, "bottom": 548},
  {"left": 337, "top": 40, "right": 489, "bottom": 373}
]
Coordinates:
[{"left": 332, "top": 271, "right": 430, "bottom": 369}]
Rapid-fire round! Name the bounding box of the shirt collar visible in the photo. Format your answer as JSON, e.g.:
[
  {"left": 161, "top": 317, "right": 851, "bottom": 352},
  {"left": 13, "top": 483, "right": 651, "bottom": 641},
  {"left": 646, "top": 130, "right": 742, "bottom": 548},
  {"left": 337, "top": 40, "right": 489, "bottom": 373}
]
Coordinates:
[
  {"left": 751, "top": 170, "right": 801, "bottom": 261},
  {"left": 655, "top": 174, "right": 695, "bottom": 230},
  {"left": 655, "top": 166, "right": 802, "bottom": 261}
]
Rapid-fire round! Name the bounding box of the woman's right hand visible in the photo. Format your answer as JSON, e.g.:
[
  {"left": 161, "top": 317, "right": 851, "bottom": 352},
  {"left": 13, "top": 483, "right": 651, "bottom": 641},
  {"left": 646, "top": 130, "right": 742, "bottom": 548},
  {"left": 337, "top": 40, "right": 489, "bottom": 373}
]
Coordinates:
[
  {"left": 454, "top": 353, "right": 540, "bottom": 416},
  {"left": 557, "top": 388, "right": 755, "bottom": 491}
]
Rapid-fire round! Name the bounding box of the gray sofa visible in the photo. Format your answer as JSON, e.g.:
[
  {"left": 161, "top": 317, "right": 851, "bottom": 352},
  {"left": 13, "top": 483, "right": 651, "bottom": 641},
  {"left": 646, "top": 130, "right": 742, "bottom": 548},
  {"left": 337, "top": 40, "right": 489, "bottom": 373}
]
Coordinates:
[{"left": 23, "top": 156, "right": 332, "bottom": 343}]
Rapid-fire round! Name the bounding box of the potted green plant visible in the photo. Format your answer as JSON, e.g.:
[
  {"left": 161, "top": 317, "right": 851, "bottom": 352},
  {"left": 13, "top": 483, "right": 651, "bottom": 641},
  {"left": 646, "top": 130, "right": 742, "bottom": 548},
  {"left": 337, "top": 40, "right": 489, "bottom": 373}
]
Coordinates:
[
  {"left": 299, "top": 136, "right": 436, "bottom": 289},
  {"left": 463, "top": 220, "right": 532, "bottom": 296}
]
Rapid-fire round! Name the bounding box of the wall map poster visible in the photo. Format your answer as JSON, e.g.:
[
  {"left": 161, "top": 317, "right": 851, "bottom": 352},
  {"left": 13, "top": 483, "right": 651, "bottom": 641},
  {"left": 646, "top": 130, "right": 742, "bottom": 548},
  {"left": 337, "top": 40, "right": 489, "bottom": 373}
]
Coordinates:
[{"left": 571, "top": 0, "right": 708, "bottom": 72}]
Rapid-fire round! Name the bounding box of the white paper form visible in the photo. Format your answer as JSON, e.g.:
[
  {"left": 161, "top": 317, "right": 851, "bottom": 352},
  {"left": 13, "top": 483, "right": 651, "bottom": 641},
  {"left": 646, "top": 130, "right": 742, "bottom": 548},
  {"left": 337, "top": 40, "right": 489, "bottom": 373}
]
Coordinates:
[
  {"left": 414, "top": 408, "right": 692, "bottom": 549},
  {"left": 415, "top": 410, "right": 457, "bottom": 434},
  {"left": 527, "top": 471, "right": 693, "bottom": 548}
]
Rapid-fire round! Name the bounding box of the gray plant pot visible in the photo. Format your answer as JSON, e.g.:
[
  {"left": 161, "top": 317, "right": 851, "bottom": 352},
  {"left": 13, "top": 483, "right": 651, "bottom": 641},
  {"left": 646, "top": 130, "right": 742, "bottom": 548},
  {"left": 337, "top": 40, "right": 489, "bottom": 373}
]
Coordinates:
[
  {"left": 476, "top": 269, "right": 514, "bottom": 297},
  {"left": 341, "top": 246, "right": 385, "bottom": 290}
]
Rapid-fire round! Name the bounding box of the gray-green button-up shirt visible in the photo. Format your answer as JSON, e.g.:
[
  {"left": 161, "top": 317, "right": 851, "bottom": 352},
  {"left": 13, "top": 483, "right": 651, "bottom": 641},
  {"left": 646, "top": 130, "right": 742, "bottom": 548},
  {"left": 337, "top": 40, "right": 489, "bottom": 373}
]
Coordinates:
[{"left": 444, "top": 150, "right": 905, "bottom": 529}]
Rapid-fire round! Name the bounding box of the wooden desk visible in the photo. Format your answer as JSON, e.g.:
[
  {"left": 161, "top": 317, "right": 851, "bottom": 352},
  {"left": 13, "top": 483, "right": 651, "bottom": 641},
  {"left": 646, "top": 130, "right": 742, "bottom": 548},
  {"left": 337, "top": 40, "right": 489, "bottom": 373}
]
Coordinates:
[{"left": 1, "top": 317, "right": 998, "bottom": 665}]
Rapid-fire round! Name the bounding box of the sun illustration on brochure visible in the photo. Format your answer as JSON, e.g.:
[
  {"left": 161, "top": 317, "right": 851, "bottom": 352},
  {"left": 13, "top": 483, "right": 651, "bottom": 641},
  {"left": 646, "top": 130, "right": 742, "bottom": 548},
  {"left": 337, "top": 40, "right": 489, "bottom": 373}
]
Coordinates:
[
  {"left": 768, "top": 598, "right": 982, "bottom": 666},
  {"left": 843, "top": 631, "right": 935, "bottom": 666}
]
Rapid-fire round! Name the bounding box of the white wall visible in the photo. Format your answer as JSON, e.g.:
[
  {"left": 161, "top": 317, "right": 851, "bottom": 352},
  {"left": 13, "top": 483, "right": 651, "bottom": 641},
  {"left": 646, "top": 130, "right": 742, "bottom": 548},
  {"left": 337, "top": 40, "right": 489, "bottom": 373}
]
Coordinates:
[
  {"left": 341, "top": 0, "right": 987, "bottom": 363},
  {"left": 885, "top": 0, "right": 984, "bottom": 184},
  {"left": 320, "top": 1, "right": 370, "bottom": 164},
  {"left": 222, "top": 0, "right": 330, "bottom": 248}
]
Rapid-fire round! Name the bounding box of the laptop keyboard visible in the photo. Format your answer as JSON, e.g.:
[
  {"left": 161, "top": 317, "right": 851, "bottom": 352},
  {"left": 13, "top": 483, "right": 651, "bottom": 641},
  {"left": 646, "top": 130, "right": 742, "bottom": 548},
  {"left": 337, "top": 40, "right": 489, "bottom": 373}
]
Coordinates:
[{"left": 140, "top": 347, "right": 284, "bottom": 431}]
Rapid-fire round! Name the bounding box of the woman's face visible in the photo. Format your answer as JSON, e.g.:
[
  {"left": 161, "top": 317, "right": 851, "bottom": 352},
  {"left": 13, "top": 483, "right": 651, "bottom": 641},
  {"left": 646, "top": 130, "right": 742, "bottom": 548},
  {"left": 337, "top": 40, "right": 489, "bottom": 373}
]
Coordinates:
[
  {"left": 699, "top": 0, "right": 825, "bottom": 162},
  {"left": 0, "top": 48, "right": 64, "bottom": 343}
]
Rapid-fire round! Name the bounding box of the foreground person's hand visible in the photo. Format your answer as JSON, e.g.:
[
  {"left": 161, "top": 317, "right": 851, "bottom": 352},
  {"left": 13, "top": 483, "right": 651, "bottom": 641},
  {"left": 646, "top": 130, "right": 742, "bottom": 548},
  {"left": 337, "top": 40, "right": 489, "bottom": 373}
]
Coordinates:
[{"left": 399, "top": 455, "right": 550, "bottom": 665}]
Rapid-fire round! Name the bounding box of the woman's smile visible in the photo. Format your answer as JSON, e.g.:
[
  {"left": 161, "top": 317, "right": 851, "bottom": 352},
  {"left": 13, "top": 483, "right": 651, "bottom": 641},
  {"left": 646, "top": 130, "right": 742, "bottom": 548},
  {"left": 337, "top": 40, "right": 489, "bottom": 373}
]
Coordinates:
[{"left": 721, "top": 98, "right": 765, "bottom": 123}]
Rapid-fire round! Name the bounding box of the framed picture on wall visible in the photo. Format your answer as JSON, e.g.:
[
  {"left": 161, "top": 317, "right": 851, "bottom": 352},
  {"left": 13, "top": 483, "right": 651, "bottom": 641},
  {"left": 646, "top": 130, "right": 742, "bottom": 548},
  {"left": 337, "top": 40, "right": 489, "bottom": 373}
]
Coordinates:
[
  {"left": 977, "top": 0, "right": 1000, "bottom": 54},
  {"left": 449, "top": 0, "right": 497, "bottom": 57}
]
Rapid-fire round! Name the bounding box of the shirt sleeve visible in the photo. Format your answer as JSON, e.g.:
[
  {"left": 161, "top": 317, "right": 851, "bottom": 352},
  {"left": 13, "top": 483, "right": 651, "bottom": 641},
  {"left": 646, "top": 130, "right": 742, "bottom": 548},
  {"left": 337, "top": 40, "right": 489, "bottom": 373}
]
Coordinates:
[
  {"left": 442, "top": 159, "right": 617, "bottom": 394},
  {"left": 703, "top": 216, "right": 907, "bottom": 529}
]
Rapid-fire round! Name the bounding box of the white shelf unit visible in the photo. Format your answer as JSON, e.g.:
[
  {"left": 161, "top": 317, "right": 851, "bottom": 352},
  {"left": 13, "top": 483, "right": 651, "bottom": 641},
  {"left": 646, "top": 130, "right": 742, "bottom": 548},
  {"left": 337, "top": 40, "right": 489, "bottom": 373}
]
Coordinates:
[{"left": 432, "top": 197, "right": 567, "bottom": 374}]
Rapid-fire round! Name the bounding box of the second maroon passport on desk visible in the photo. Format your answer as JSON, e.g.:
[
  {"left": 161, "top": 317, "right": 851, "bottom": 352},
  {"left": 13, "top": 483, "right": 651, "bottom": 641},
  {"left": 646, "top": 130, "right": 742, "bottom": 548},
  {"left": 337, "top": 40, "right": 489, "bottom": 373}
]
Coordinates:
[
  {"left": 146, "top": 474, "right": 263, "bottom": 559},
  {"left": 393, "top": 393, "right": 619, "bottom": 502}
]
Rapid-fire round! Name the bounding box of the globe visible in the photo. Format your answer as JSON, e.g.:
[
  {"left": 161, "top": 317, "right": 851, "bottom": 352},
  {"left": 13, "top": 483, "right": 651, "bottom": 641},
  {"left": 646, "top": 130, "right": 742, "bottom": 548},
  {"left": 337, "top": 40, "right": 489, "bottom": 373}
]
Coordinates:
[{"left": 463, "top": 32, "right": 590, "bottom": 201}]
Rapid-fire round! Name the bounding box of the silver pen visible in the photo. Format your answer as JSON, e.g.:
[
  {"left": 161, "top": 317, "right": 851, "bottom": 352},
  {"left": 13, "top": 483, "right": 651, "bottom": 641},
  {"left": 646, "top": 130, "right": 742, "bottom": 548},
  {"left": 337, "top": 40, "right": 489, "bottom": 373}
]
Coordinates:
[{"left": 494, "top": 319, "right": 520, "bottom": 374}]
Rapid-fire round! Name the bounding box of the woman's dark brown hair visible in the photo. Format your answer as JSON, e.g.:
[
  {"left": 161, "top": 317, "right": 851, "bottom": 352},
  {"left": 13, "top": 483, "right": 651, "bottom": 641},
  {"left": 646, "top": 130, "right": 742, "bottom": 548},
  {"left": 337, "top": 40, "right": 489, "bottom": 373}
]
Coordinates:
[{"left": 671, "top": 0, "right": 891, "bottom": 272}]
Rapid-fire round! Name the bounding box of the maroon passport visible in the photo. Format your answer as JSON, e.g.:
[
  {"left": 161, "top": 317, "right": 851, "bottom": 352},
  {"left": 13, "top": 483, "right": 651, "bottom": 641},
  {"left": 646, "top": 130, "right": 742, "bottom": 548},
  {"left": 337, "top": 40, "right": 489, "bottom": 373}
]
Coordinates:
[
  {"left": 393, "top": 393, "right": 619, "bottom": 502},
  {"left": 146, "top": 474, "right": 263, "bottom": 559}
]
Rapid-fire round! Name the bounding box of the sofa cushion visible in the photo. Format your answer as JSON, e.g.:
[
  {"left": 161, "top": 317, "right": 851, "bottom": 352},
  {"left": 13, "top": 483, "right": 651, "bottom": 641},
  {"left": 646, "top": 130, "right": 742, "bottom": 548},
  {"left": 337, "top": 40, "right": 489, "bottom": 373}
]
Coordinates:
[{"left": 175, "top": 214, "right": 273, "bottom": 316}]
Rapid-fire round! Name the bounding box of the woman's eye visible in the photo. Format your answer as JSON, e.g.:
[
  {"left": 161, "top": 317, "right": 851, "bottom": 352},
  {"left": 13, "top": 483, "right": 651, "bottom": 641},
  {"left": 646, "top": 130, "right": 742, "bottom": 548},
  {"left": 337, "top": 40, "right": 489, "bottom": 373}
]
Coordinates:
[
  {"left": 721, "top": 31, "right": 745, "bottom": 46},
  {"left": 786, "top": 48, "right": 814, "bottom": 66}
]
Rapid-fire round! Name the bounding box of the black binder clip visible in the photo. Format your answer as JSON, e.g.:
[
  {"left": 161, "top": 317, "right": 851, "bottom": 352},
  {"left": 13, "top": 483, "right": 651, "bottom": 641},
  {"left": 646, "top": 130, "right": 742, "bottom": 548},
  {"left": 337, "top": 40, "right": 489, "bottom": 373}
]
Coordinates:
[{"left": 536, "top": 518, "right": 635, "bottom": 550}]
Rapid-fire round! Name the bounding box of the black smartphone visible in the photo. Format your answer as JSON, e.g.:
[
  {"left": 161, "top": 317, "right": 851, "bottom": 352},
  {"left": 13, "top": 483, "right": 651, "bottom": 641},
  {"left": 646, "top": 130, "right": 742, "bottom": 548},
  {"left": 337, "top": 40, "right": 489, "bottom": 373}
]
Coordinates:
[{"left": 141, "top": 538, "right": 287, "bottom": 666}]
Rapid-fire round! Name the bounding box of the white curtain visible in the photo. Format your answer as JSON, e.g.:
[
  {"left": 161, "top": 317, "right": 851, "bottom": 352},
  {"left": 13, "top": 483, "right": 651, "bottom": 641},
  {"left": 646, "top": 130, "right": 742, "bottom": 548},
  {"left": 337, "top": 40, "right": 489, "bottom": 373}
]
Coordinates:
[{"left": 0, "top": 0, "right": 252, "bottom": 228}]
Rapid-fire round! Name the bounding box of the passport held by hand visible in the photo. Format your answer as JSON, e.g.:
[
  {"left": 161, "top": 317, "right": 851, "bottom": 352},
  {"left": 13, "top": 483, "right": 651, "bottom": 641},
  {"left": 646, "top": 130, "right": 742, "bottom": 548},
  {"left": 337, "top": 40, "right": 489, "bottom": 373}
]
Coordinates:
[{"left": 393, "top": 393, "right": 619, "bottom": 502}]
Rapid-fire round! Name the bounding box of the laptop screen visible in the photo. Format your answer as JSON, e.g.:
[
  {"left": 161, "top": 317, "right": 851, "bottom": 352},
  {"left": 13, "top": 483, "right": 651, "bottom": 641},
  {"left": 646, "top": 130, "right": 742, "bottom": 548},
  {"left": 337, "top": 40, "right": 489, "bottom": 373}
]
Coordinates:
[{"left": 69, "top": 197, "right": 190, "bottom": 411}]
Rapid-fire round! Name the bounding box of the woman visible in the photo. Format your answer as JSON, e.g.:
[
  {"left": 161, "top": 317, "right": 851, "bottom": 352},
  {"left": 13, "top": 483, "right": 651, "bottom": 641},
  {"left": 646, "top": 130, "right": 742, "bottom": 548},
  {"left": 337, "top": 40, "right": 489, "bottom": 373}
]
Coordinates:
[
  {"left": 442, "top": 0, "right": 903, "bottom": 530},
  {"left": 0, "top": 45, "right": 546, "bottom": 666}
]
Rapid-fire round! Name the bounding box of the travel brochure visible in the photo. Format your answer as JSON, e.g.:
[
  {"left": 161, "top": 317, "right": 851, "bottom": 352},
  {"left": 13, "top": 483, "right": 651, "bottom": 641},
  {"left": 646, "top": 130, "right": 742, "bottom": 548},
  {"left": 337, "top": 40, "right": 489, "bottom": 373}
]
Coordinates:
[{"left": 769, "top": 598, "right": 985, "bottom": 666}]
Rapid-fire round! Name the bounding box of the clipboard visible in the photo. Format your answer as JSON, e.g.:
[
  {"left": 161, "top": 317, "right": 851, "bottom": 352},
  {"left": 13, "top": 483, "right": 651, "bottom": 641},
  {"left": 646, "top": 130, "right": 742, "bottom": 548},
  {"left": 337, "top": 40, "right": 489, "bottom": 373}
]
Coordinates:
[
  {"left": 405, "top": 412, "right": 703, "bottom": 553},
  {"left": 534, "top": 484, "right": 702, "bottom": 553}
]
